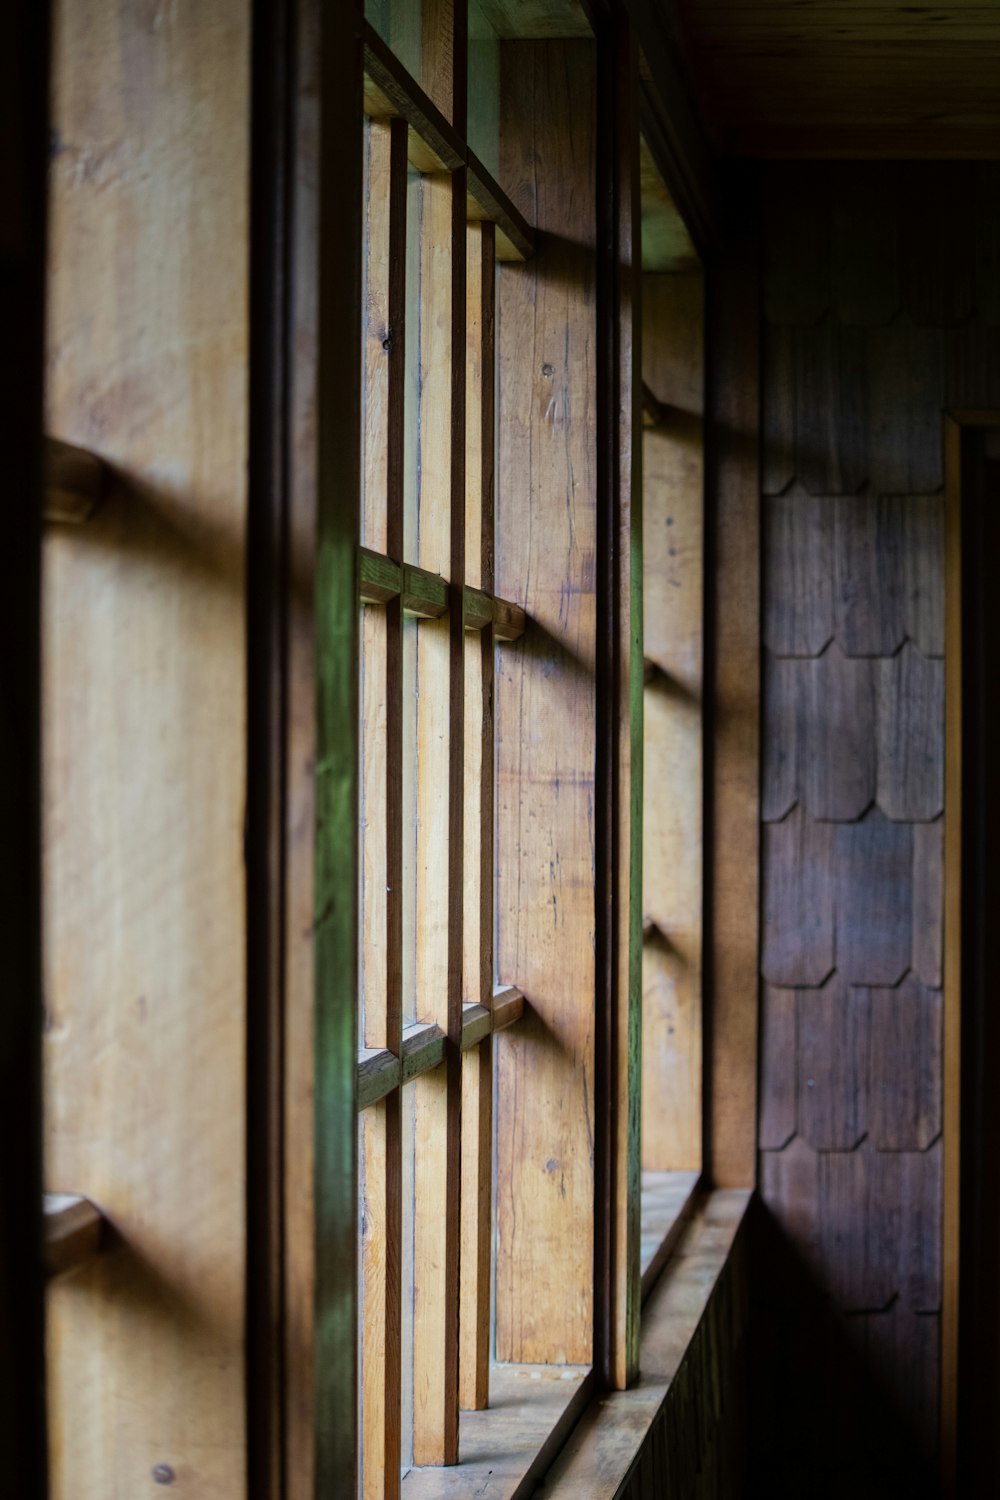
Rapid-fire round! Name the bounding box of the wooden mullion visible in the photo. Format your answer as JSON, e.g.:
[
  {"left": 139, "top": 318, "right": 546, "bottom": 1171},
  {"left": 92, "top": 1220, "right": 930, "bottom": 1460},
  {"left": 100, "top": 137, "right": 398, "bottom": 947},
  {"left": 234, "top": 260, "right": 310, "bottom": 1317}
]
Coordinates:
[
  {"left": 411, "top": 159, "right": 460, "bottom": 1468},
  {"left": 362, "top": 112, "right": 408, "bottom": 1500},
  {"left": 460, "top": 217, "right": 496, "bottom": 1414}
]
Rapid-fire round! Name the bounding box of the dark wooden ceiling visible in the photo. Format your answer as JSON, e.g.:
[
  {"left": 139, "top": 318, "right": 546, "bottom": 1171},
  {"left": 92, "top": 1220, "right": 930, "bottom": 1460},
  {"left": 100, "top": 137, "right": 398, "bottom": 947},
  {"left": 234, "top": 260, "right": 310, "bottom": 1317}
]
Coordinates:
[{"left": 671, "top": 1, "right": 1000, "bottom": 158}]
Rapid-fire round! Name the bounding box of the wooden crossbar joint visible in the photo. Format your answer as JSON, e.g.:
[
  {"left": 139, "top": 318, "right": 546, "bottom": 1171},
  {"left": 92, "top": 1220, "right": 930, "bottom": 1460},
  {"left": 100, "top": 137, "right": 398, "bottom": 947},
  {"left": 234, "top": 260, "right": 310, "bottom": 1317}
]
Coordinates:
[
  {"left": 492, "top": 597, "right": 526, "bottom": 642},
  {"left": 492, "top": 984, "right": 525, "bottom": 1032},
  {"left": 359, "top": 546, "right": 402, "bottom": 603},
  {"left": 44, "top": 437, "right": 109, "bottom": 523},
  {"left": 358, "top": 995, "right": 527, "bottom": 1107},
  {"left": 44, "top": 1193, "right": 105, "bottom": 1278},
  {"left": 641, "top": 382, "right": 669, "bottom": 430},
  {"left": 461, "top": 1002, "right": 492, "bottom": 1051},
  {"left": 363, "top": 22, "right": 464, "bottom": 173},
  {"left": 463, "top": 585, "right": 494, "bottom": 632},
  {"left": 466, "top": 149, "right": 535, "bottom": 262},
  {"left": 402, "top": 563, "right": 449, "bottom": 618}
]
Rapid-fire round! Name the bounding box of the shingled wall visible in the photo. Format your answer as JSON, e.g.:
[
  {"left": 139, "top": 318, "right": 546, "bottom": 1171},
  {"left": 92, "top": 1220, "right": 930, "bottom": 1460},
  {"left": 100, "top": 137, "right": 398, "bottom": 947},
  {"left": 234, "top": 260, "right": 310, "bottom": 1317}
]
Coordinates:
[{"left": 754, "top": 161, "right": 1000, "bottom": 1494}]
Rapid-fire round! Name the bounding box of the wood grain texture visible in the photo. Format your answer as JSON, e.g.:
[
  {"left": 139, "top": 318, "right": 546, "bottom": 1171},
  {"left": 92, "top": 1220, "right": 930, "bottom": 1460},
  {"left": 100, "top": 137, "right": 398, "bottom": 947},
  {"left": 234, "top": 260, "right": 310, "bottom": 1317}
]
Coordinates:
[
  {"left": 763, "top": 646, "right": 876, "bottom": 822},
  {"left": 834, "top": 810, "right": 913, "bottom": 984},
  {"left": 761, "top": 807, "right": 834, "bottom": 987},
  {"left": 867, "top": 978, "right": 942, "bottom": 1151},
  {"left": 945, "top": 319, "right": 1000, "bottom": 411},
  {"left": 759, "top": 984, "right": 797, "bottom": 1150},
  {"left": 913, "top": 817, "right": 944, "bottom": 988},
  {"left": 642, "top": 271, "right": 703, "bottom": 1174},
  {"left": 676, "top": 3, "right": 1000, "bottom": 159},
  {"left": 796, "top": 318, "right": 867, "bottom": 496},
  {"left": 900, "top": 495, "right": 945, "bottom": 658},
  {"left": 833, "top": 494, "right": 909, "bottom": 658},
  {"left": 761, "top": 654, "right": 798, "bottom": 824},
  {"left": 706, "top": 188, "right": 760, "bottom": 1187},
  {"left": 876, "top": 642, "right": 944, "bottom": 821},
  {"left": 44, "top": 0, "right": 250, "bottom": 1491},
  {"left": 762, "top": 323, "right": 796, "bottom": 496},
  {"left": 495, "top": 37, "right": 596, "bottom": 1364},
  {"left": 763, "top": 490, "right": 834, "bottom": 657},
  {"left": 798, "top": 976, "right": 870, "bottom": 1151},
  {"left": 802, "top": 645, "right": 876, "bottom": 820}
]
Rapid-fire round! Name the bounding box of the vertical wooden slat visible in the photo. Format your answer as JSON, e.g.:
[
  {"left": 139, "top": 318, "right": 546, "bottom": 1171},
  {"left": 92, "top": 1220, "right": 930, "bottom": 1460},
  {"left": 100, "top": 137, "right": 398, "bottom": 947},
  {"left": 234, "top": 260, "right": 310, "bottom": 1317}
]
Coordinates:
[
  {"left": 496, "top": 36, "right": 597, "bottom": 1368},
  {"left": 361, "top": 113, "right": 407, "bottom": 1500},
  {"left": 460, "top": 219, "right": 496, "bottom": 1412},
  {"left": 412, "top": 151, "right": 466, "bottom": 1463},
  {"left": 605, "top": 11, "right": 642, "bottom": 1393}
]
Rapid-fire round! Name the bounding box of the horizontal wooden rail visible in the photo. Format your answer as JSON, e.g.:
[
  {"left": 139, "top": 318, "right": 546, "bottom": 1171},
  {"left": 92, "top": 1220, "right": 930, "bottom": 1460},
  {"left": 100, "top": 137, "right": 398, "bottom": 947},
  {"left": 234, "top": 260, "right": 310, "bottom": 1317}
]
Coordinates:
[
  {"left": 359, "top": 547, "right": 527, "bottom": 640},
  {"left": 363, "top": 23, "right": 464, "bottom": 173},
  {"left": 44, "top": 1193, "right": 104, "bottom": 1278},
  {"left": 44, "top": 437, "right": 108, "bottom": 523},
  {"left": 357, "top": 987, "right": 526, "bottom": 1110},
  {"left": 465, "top": 148, "right": 535, "bottom": 263},
  {"left": 362, "top": 22, "right": 535, "bottom": 262}
]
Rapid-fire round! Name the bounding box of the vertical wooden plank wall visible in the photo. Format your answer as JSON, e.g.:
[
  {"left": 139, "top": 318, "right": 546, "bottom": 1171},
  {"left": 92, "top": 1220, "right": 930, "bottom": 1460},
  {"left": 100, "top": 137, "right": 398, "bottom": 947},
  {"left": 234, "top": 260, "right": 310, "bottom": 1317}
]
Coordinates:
[
  {"left": 495, "top": 37, "right": 597, "bottom": 1366},
  {"left": 0, "top": 0, "right": 48, "bottom": 1492},
  {"left": 753, "top": 161, "right": 1000, "bottom": 1492},
  {"left": 43, "top": 0, "right": 250, "bottom": 1492}
]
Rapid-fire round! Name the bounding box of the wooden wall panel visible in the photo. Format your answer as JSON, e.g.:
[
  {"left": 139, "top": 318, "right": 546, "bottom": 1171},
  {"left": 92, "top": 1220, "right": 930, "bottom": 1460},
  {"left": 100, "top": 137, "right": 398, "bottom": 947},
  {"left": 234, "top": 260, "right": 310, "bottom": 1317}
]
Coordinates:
[
  {"left": 641, "top": 271, "right": 703, "bottom": 1174},
  {"left": 43, "top": 0, "right": 250, "bottom": 1493},
  {"left": 756, "top": 162, "right": 968, "bottom": 1494},
  {"left": 495, "top": 37, "right": 596, "bottom": 1365}
]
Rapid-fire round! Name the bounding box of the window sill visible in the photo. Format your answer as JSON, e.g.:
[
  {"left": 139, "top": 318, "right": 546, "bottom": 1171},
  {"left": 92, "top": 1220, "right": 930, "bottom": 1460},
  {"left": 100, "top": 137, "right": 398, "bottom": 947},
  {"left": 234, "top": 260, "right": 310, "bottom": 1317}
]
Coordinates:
[
  {"left": 398, "top": 1188, "right": 751, "bottom": 1498},
  {"left": 535, "top": 1188, "right": 753, "bottom": 1497},
  {"left": 401, "top": 1363, "right": 591, "bottom": 1497}
]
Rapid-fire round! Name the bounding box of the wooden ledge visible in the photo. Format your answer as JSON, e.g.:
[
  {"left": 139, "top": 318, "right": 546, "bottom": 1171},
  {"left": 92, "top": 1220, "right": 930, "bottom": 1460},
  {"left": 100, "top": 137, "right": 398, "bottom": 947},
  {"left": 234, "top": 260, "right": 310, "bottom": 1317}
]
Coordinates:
[
  {"left": 44, "top": 1193, "right": 105, "bottom": 1278},
  {"left": 534, "top": 1190, "right": 753, "bottom": 1497},
  {"left": 401, "top": 1362, "right": 591, "bottom": 1498},
  {"left": 639, "top": 1168, "right": 701, "bottom": 1302}
]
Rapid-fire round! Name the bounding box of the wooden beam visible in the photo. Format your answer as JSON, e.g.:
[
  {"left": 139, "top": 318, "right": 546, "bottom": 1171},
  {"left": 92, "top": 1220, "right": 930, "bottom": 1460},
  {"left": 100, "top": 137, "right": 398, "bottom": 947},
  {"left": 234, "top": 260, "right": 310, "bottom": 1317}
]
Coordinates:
[
  {"left": 43, "top": 437, "right": 108, "bottom": 523},
  {"left": 466, "top": 150, "right": 535, "bottom": 261},
  {"left": 43, "top": 1194, "right": 104, "bottom": 1279},
  {"left": 492, "top": 595, "right": 526, "bottom": 641}
]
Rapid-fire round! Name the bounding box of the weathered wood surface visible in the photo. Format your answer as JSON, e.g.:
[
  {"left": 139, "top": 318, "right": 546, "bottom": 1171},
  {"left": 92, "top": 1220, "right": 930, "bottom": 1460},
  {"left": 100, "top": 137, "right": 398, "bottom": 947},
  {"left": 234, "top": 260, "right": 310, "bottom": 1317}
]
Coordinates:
[
  {"left": 757, "top": 163, "right": 965, "bottom": 1491},
  {"left": 495, "top": 37, "right": 596, "bottom": 1365},
  {"left": 534, "top": 1192, "right": 752, "bottom": 1500},
  {"left": 642, "top": 272, "right": 703, "bottom": 1174},
  {"left": 706, "top": 187, "right": 760, "bottom": 1188},
  {"left": 675, "top": 4, "right": 1000, "bottom": 158},
  {"left": 44, "top": 0, "right": 250, "bottom": 1493}
]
